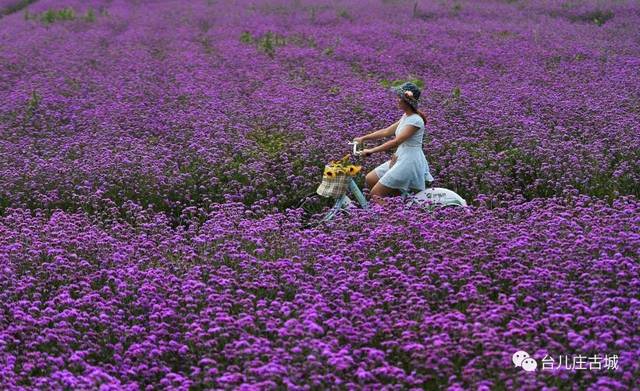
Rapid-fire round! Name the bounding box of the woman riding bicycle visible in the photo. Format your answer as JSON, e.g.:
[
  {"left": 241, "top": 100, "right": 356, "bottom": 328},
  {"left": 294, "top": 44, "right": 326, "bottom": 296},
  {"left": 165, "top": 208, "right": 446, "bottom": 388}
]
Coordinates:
[{"left": 353, "top": 82, "right": 435, "bottom": 205}]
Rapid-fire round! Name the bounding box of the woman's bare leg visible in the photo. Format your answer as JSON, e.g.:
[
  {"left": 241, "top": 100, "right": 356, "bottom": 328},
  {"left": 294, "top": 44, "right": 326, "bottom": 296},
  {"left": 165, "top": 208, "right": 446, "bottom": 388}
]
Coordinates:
[
  {"left": 370, "top": 182, "right": 402, "bottom": 206},
  {"left": 365, "top": 170, "right": 380, "bottom": 190}
]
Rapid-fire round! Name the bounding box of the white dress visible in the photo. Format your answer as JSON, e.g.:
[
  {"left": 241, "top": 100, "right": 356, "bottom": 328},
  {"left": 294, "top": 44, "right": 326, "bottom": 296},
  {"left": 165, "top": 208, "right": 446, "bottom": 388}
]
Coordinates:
[{"left": 374, "top": 113, "right": 434, "bottom": 192}]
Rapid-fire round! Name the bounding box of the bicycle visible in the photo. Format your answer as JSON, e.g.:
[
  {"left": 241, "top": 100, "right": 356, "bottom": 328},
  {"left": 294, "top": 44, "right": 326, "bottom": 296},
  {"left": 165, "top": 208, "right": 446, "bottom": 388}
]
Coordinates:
[{"left": 297, "top": 140, "right": 467, "bottom": 228}]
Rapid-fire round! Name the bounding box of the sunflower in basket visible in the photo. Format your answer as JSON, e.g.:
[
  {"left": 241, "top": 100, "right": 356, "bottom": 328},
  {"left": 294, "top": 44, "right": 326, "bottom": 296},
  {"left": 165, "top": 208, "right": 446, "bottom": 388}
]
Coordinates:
[
  {"left": 346, "top": 165, "right": 361, "bottom": 175},
  {"left": 323, "top": 154, "right": 361, "bottom": 179},
  {"left": 323, "top": 166, "right": 337, "bottom": 178}
]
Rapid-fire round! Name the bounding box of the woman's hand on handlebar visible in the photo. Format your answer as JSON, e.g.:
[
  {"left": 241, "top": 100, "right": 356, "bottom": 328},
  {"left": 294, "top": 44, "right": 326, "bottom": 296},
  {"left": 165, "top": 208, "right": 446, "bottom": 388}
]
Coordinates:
[
  {"left": 351, "top": 138, "right": 373, "bottom": 156},
  {"left": 360, "top": 148, "right": 374, "bottom": 157}
]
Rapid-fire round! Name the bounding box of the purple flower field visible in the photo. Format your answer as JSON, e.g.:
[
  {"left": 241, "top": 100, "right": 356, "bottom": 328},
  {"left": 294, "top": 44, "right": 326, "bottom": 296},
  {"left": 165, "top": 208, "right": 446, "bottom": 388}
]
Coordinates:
[{"left": 1, "top": 0, "right": 639, "bottom": 389}]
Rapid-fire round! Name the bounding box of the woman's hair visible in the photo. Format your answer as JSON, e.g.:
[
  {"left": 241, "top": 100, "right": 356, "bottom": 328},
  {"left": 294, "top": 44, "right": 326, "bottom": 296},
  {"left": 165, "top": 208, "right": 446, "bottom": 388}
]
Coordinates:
[
  {"left": 413, "top": 108, "right": 427, "bottom": 125},
  {"left": 398, "top": 90, "right": 427, "bottom": 124},
  {"left": 403, "top": 98, "right": 427, "bottom": 124}
]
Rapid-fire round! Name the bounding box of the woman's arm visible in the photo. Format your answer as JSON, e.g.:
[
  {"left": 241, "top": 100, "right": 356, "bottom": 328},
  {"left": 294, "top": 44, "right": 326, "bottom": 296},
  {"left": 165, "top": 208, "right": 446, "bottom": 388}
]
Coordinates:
[
  {"left": 356, "top": 119, "right": 400, "bottom": 142},
  {"left": 364, "top": 124, "right": 419, "bottom": 155}
]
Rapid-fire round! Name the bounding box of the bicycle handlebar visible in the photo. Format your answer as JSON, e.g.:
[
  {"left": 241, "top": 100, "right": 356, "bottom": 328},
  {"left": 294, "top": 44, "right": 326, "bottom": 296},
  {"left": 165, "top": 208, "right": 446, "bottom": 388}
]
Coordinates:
[{"left": 348, "top": 140, "right": 364, "bottom": 156}]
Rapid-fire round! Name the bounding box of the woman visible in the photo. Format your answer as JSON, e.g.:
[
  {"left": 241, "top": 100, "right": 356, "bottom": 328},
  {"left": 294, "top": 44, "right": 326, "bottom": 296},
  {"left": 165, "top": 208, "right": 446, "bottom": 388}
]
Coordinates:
[{"left": 353, "top": 82, "right": 434, "bottom": 205}]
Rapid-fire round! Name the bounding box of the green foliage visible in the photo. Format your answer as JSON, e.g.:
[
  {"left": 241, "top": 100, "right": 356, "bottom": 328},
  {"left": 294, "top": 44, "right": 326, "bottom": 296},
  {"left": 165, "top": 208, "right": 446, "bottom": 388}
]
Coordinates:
[
  {"left": 0, "top": 193, "right": 9, "bottom": 217},
  {"left": 570, "top": 9, "right": 614, "bottom": 26},
  {"left": 85, "top": 7, "right": 95, "bottom": 22},
  {"left": 380, "top": 76, "right": 425, "bottom": 90},
  {"left": 247, "top": 127, "right": 291, "bottom": 157},
  {"left": 40, "top": 7, "right": 75, "bottom": 24},
  {"left": 591, "top": 10, "right": 613, "bottom": 26},
  {"left": 287, "top": 33, "right": 316, "bottom": 48},
  {"left": 61, "top": 77, "right": 81, "bottom": 98},
  {"left": 452, "top": 86, "right": 461, "bottom": 99},
  {"left": 25, "top": 7, "right": 98, "bottom": 24},
  {"left": 337, "top": 8, "right": 352, "bottom": 21},
  {"left": 412, "top": 2, "right": 437, "bottom": 20},
  {"left": 439, "top": 133, "right": 637, "bottom": 204},
  {"left": 258, "top": 31, "right": 287, "bottom": 57},
  {"left": 240, "top": 30, "right": 313, "bottom": 58},
  {"left": 25, "top": 90, "right": 41, "bottom": 120},
  {"left": 496, "top": 30, "right": 513, "bottom": 37},
  {"left": 2, "top": 0, "right": 36, "bottom": 17},
  {"left": 321, "top": 37, "right": 340, "bottom": 57},
  {"left": 176, "top": 94, "right": 190, "bottom": 108},
  {"left": 239, "top": 31, "right": 252, "bottom": 43},
  {"left": 259, "top": 33, "right": 276, "bottom": 57}
]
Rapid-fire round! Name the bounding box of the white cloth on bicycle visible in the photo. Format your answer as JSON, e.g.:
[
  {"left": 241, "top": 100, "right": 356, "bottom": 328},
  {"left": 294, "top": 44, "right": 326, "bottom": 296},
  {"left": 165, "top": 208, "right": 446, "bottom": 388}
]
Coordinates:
[{"left": 374, "top": 113, "right": 434, "bottom": 192}]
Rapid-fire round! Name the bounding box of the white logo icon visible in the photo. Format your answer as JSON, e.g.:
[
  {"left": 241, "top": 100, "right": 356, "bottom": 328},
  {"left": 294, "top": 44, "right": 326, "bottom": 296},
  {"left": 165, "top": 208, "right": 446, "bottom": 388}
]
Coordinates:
[
  {"left": 522, "top": 357, "right": 538, "bottom": 372},
  {"left": 512, "top": 351, "right": 530, "bottom": 367},
  {"left": 513, "top": 351, "right": 537, "bottom": 372}
]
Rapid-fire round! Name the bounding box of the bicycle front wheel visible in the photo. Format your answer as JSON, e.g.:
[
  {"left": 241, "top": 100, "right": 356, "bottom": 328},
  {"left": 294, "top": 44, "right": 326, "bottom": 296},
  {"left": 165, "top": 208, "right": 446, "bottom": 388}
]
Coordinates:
[{"left": 297, "top": 193, "right": 339, "bottom": 228}]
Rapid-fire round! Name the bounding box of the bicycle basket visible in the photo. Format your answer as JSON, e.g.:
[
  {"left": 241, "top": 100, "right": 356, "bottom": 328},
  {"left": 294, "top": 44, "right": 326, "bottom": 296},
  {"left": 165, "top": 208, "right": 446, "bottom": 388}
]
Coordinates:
[{"left": 316, "top": 169, "right": 351, "bottom": 198}]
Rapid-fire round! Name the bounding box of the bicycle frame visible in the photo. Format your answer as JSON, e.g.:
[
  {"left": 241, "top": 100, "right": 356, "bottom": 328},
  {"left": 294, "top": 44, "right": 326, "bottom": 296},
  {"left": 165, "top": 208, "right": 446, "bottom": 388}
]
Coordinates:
[
  {"left": 313, "top": 140, "right": 432, "bottom": 224},
  {"left": 315, "top": 180, "right": 364, "bottom": 224},
  {"left": 320, "top": 176, "right": 415, "bottom": 224}
]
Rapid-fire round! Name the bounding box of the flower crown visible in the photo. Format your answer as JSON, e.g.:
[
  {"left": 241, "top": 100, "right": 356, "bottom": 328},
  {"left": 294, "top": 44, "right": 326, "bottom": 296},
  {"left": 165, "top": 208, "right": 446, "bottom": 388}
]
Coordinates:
[{"left": 404, "top": 90, "right": 417, "bottom": 100}]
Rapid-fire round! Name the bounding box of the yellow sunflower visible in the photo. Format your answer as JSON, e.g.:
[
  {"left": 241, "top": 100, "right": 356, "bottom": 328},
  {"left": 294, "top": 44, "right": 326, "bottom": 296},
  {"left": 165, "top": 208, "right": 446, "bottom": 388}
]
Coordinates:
[
  {"left": 346, "top": 165, "right": 362, "bottom": 176},
  {"left": 324, "top": 166, "right": 336, "bottom": 177}
]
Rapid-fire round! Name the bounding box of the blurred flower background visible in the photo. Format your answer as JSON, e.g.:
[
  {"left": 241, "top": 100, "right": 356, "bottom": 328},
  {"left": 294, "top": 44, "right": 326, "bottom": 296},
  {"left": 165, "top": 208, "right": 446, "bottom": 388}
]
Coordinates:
[{"left": 0, "top": 0, "right": 638, "bottom": 389}]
